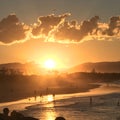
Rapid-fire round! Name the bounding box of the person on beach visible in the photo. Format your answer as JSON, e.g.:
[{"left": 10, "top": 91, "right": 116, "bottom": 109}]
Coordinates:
[
  {"left": 10, "top": 110, "right": 38, "bottom": 120},
  {"left": 117, "top": 100, "right": 120, "bottom": 106},
  {"left": 10, "top": 110, "right": 24, "bottom": 120},
  {"left": 0, "top": 108, "right": 10, "bottom": 120},
  {"left": 55, "top": 116, "right": 66, "bottom": 120},
  {"left": 89, "top": 96, "right": 93, "bottom": 106}
]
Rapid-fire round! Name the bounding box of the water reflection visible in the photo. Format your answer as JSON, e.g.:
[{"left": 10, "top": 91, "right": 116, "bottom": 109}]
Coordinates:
[
  {"left": 47, "top": 95, "right": 54, "bottom": 102},
  {"left": 0, "top": 83, "right": 120, "bottom": 118},
  {"left": 40, "top": 95, "right": 56, "bottom": 120},
  {"left": 44, "top": 110, "right": 56, "bottom": 120}
]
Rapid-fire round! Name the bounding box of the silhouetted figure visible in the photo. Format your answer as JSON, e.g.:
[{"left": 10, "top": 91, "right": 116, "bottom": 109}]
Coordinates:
[
  {"left": 52, "top": 93, "right": 56, "bottom": 103},
  {"left": 10, "top": 110, "right": 38, "bottom": 120},
  {"left": 53, "top": 93, "right": 55, "bottom": 98},
  {"left": 0, "top": 108, "right": 10, "bottom": 120},
  {"left": 40, "top": 93, "right": 42, "bottom": 97},
  {"left": 10, "top": 110, "right": 24, "bottom": 120},
  {"left": 23, "top": 117, "right": 38, "bottom": 120},
  {"left": 55, "top": 117, "right": 66, "bottom": 120},
  {"left": 89, "top": 96, "right": 93, "bottom": 106},
  {"left": 0, "top": 114, "right": 3, "bottom": 120},
  {"left": 34, "top": 90, "right": 37, "bottom": 101},
  {"left": 10, "top": 110, "right": 16, "bottom": 120},
  {"left": 3, "top": 108, "right": 9, "bottom": 116},
  {"left": 117, "top": 100, "right": 120, "bottom": 106},
  {"left": 39, "top": 93, "right": 43, "bottom": 102}
]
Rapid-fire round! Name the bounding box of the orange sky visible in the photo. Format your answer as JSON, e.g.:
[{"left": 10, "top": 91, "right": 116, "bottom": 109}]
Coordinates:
[
  {"left": 0, "top": 1, "right": 120, "bottom": 69},
  {"left": 1, "top": 37, "right": 120, "bottom": 69}
]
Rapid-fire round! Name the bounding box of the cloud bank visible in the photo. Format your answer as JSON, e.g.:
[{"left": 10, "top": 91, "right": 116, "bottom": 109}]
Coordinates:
[
  {"left": 0, "top": 13, "right": 120, "bottom": 44},
  {"left": 0, "top": 14, "right": 29, "bottom": 44}
]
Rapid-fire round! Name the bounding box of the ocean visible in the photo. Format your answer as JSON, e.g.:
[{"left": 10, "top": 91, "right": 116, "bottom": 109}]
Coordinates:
[{"left": 0, "top": 83, "right": 120, "bottom": 120}]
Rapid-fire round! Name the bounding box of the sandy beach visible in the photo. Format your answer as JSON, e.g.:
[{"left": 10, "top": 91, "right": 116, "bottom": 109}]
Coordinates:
[
  {"left": 0, "top": 82, "right": 100, "bottom": 103},
  {"left": 0, "top": 83, "right": 120, "bottom": 120}
]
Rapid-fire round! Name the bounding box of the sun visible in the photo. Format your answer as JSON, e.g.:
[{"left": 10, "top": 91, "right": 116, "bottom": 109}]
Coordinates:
[{"left": 44, "top": 59, "right": 56, "bottom": 69}]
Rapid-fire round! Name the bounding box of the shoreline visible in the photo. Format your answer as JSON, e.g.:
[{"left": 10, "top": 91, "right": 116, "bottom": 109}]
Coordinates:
[{"left": 0, "top": 84, "right": 100, "bottom": 104}]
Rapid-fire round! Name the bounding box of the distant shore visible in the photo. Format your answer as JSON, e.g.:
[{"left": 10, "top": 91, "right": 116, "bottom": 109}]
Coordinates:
[{"left": 0, "top": 83, "right": 100, "bottom": 103}]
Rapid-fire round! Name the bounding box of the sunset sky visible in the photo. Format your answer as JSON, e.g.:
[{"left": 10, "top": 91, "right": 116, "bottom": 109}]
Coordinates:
[{"left": 0, "top": 0, "right": 120, "bottom": 69}]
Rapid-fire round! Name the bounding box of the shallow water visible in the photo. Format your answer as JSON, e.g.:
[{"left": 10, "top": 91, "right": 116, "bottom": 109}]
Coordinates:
[{"left": 0, "top": 83, "right": 120, "bottom": 120}]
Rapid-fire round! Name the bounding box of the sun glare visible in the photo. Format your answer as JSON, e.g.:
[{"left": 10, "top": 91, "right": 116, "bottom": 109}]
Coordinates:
[
  {"left": 44, "top": 59, "right": 56, "bottom": 69},
  {"left": 47, "top": 95, "right": 54, "bottom": 102}
]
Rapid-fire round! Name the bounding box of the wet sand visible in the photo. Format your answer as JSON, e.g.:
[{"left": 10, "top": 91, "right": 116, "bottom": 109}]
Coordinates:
[{"left": 0, "top": 83, "right": 99, "bottom": 103}]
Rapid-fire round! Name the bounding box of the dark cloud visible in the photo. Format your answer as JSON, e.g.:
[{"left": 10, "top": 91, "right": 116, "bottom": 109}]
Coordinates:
[
  {"left": 80, "top": 16, "right": 99, "bottom": 35},
  {"left": 32, "top": 13, "right": 70, "bottom": 36},
  {"left": 106, "top": 16, "right": 120, "bottom": 36},
  {"left": 0, "top": 14, "right": 28, "bottom": 44},
  {"left": 0, "top": 13, "right": 120, "bottom": 44},
  {"left": 54, "top": 21, "right": 80, "bottom": 41},
  {"left": 54, "top": 16, "right": 100, "bottom": 41}
]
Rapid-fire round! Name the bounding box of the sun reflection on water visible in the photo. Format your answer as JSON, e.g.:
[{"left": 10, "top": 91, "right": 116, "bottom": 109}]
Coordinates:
[
  {"left": 44, "top": 110, "right": 56, "bottom": 120},
  {"left": 47, "top": 95, "right": 54, "bottom": 102}
]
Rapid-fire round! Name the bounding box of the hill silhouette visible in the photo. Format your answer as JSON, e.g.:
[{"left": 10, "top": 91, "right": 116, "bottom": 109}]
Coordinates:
[
  {"left": 0, "top": 62, "right": 42, "bottom": 75},
  {"left": 1, "top": 61, "right": 120, "bottom": 75},
  {"left": 68, "top": 61, "right": 120, "bottom": 73}
]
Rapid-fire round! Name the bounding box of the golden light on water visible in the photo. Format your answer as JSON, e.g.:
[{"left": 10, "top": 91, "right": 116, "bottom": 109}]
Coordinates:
[
  {"left": 45, "top": 111, "right": 56, "bottom": 120},
  {"left": 47, "top": 95, "right": 54, "bottom": 102},
  {"left": 44, "top": 95, "right": 56, "bottom": 120}
]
